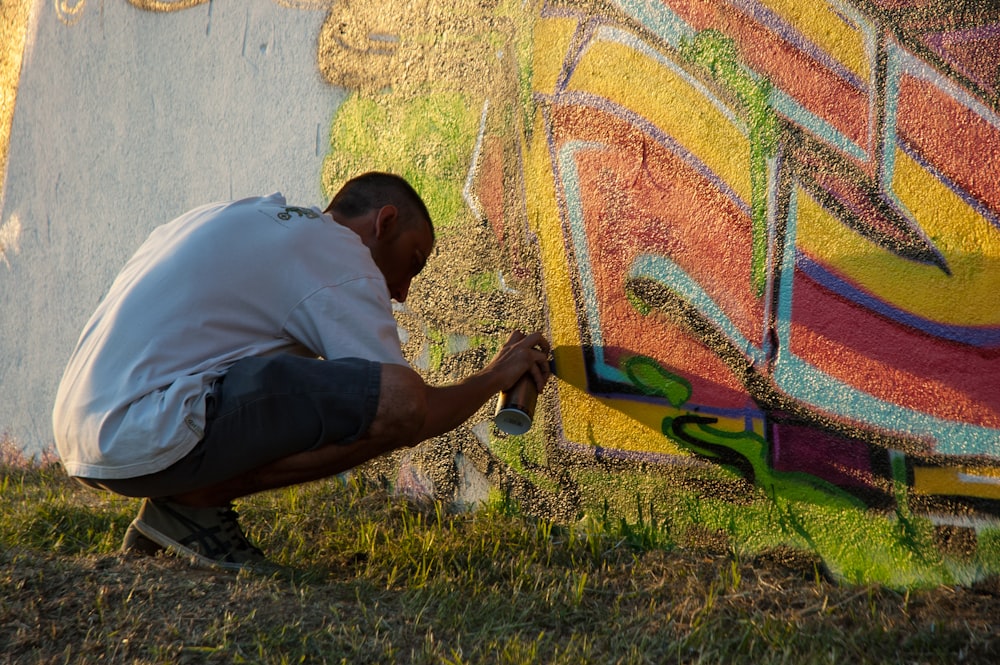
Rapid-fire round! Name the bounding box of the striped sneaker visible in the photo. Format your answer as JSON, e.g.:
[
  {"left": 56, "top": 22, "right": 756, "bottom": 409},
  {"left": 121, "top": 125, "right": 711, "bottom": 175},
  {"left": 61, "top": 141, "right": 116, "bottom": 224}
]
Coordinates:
[{"left": 122, "top": 498, "right": 274, "bottom": 573}]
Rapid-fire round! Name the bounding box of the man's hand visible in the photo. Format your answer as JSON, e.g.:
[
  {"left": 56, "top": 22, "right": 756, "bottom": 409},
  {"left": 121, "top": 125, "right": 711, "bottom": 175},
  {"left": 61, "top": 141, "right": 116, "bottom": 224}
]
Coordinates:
[
  {"left": 486, "top": 330, "right": 552, "bottom": 394},
  {"left": 415, "top": 329, "right": 552, "bottom": 442}
]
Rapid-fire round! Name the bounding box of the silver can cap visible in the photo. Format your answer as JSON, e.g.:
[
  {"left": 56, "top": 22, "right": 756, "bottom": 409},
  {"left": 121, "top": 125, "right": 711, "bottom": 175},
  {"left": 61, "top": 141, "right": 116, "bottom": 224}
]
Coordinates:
[{"left": 494, "top": 407, "right": 532, "bottom": 435}]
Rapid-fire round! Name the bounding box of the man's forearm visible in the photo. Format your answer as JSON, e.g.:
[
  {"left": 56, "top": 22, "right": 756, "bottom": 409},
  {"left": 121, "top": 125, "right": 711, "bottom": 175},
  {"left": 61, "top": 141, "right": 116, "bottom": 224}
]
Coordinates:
[
  {"left": 409, "top": 330, "right": 552, "bottom": 444},
  {"left": 415, "top": 369, "right": 507, "bottom": 442}
]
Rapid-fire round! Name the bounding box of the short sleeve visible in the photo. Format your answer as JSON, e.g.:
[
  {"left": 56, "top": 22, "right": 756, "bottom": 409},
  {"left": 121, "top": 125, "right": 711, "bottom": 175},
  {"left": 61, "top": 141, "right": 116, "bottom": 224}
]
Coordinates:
[{"left": 283, "top": 277, "right": 408, "bottom": 366}]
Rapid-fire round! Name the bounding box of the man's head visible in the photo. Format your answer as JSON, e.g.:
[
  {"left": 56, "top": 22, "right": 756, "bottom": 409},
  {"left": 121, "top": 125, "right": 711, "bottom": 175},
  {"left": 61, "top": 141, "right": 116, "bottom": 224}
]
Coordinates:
[{"left": 325, "top": 172, "right": 435, "bottom": 303}]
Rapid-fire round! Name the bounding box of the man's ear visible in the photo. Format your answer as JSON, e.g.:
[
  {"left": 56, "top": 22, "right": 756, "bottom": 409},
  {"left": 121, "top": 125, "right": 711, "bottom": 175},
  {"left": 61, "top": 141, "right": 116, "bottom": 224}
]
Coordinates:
[{"left": 373, "top": 205, "right": 399, "bottom": 240}]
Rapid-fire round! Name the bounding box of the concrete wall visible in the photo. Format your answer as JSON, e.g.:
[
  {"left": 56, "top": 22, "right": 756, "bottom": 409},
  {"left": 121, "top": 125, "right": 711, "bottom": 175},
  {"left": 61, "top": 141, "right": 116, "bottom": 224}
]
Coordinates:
[
  {"left": 1, "top": 0, "right": 346, "bottom": 448},
  {"left": 3, "top": 0, "right": 1000, "bottom": 586}
]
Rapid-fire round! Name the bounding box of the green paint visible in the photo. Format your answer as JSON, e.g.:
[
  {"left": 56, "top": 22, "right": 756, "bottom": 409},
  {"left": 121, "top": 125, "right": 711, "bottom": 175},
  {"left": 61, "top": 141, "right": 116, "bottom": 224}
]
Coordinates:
[
  {"left": 622, "top": 355, "right": 691, "bottom": 406},
  {"left": 470, "top": 334, "right": 499, "bottom": 359},
  {"left": 322, "top": 92, "right": 480, "bottom": 230},
  {"left": 574, "top": 468, "right": 985, "bottom": 588},
  {"left": 579, "top": 497, "right": 674, "bottom": 553},
  {"left": 489, "top": 429, "right": 559, "bottom": 496},
  {"left": 427, "top": 328, "right": 447, "bottom": 372},
  {"left": 625, "top": 287, "right": 652, "bottom": 315},
  {"left": 977, "top": 529, "right": 1000, "bottom": 576},
  {"left": 679, "top": 29, "right": 778, "bottom": 296},
  {"left": 663, "top": 415, "right": 865, "bottom": 511},
  {"left": 467, "top": 271, "right": 500, "bottom": 293}
]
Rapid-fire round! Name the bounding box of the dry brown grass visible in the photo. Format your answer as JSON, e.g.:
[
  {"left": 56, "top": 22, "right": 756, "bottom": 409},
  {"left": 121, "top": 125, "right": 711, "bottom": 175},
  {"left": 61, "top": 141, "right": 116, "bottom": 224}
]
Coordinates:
[{"left": 2, "top": 443, "right": 999, "bottom": 664}]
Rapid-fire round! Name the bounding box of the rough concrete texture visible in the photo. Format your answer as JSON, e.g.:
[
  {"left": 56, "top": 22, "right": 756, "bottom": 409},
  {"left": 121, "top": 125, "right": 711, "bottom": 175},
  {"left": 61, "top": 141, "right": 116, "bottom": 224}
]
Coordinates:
[
  {"left": 1, "top": 0, "right": 345, "bottom": 451},
  {"left": 3, "top": 0, "right": 1000, "bottom": 586}
]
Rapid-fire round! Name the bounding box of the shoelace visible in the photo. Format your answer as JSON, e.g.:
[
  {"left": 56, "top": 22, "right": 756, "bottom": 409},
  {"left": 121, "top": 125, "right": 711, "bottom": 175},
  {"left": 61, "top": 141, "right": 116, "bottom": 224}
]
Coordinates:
[{"left": 218, "top": 506, "right": 264, "bottom": 557}]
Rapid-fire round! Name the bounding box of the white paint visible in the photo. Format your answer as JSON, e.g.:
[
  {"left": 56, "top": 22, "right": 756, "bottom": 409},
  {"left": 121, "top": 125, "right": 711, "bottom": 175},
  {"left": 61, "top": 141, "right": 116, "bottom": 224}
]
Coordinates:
[{"left": 453, "top": 451, "right": 490, "bottom": 509}]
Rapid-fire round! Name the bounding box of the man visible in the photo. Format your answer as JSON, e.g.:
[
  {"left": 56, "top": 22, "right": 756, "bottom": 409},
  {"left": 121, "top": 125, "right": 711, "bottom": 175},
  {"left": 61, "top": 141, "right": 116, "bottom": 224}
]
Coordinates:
[{"left": 52, "top": 172, "right": 551, "bottom": 571}]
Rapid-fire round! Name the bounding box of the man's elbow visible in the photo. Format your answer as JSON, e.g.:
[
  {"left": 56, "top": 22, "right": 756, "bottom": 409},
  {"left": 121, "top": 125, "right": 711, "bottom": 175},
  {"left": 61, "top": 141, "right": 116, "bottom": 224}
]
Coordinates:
[{"left": 376, "top": 363, "right": 428, "bottom": 448}]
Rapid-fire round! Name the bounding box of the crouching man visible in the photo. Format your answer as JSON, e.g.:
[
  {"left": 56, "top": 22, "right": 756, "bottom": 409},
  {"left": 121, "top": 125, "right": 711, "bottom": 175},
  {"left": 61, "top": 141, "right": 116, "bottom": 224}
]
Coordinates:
[{"left": 52, "top": 172, "right": 550, "bottom": 571}]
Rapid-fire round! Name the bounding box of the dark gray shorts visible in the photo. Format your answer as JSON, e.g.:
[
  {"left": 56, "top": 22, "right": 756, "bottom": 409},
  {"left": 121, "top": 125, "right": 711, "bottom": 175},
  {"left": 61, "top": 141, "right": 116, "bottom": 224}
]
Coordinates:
[{"left": 78, "top": 354, "right": 381, "bottom": 498}]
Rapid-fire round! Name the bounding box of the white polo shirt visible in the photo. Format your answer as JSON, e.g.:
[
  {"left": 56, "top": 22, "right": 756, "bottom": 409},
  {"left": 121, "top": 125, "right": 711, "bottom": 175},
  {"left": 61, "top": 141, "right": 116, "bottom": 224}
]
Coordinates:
[{"left": 52, "top": 193, "right": 407, "bottom": 479}]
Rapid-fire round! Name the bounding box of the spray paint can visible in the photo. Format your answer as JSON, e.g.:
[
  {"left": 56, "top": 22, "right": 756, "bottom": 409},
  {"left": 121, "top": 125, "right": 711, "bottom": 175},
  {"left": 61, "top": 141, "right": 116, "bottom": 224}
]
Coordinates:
[{"left": 494, "top": 374, "right": 538, "bottom": 435}]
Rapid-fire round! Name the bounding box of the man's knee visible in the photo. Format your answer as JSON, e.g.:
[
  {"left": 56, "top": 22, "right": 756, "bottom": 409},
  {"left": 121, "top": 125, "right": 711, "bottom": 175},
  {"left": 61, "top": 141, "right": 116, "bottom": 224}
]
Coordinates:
[{"left": 371, "top": 363, "right": 427, "bottom": 445}]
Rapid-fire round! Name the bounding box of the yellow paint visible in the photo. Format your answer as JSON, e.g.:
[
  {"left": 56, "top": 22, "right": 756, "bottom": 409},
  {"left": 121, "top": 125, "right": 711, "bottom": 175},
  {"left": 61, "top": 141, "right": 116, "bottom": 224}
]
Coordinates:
[
  {"left": 558, "top": 380, "right": 683, "bottom": 455},
  {"left": 1, "top": 0, "right": 32, "bottom": 209},
  {"left": 525, "top": 103, "right": 664, "bottom": 454},
  {"left": 317, "top": 0, "right": 501, "bottom": 96},
  {"left": 567, "top": 383, "right": 754, "bottom": 455},
  {"left": 53, "top": 0, "right": 85, "bottom": 26},
  {"left": 525, "top": 93, "right": 741, "bottom": 458},
  {"left": 757, "top": 0, "right": 870, "bottom": 83},
  {"left": 531, "top": 15, "right": 578, "bottom": 95},
  {"left": 567, "top": 38, "right": 752, "bottom": 203},
  {"left": 525, "top": 111, "right": 585, "bottom": 377},
  {"left": 795, "top": 155, "right": 1000, "bottom": 326},
  {"left": 127, "top": 0, "right": 326, "bottom": 13},
  {"left": 127, "top": 0, "right": 208, "bottom": 12},
  {"left": 913, "top": 465, "right": 1000, "bottom": 500}
]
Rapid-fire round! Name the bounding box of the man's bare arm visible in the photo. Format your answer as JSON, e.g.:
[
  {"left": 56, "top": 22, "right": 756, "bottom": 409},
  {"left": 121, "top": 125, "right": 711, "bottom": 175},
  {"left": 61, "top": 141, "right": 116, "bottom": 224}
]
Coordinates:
[{"left": 414, "top": 331, "right": 551, "bottom": 443}]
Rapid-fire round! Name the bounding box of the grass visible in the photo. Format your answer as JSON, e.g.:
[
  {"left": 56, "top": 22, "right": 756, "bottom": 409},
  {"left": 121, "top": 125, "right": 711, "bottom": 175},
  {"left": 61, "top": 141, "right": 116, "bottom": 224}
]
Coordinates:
[{"left": 2, "top": 446, "right": 999, "bottom": 664}]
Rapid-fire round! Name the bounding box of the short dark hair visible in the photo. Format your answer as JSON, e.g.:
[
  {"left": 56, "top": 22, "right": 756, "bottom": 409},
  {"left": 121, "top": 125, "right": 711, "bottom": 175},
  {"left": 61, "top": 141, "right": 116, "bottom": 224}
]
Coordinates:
[{"left": 326, "top": 172, "right": 434, "bottom": 241}]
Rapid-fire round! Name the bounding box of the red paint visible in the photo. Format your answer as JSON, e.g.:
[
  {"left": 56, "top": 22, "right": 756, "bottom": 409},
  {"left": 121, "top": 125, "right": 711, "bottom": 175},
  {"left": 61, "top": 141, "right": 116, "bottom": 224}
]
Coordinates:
[
  {"left": 667, "top": 0, "right": 870, "bottom": 151},
  {"left": 791, "top": 142, "right": 923, "bottom": 249},
  {"left": 869, "top": 0, "right": 954, "bottom": 10},
  {"left": 920, "top": 30, "right": 1000, "bottom": 99},
  {"left": 477, "top": 135, "right": 507, "bottom": 242},
  {"left": 771, "top": 421, "right": 881, "bottom": 493},
  {"left": 787, "top": 269, "right": 1000, "bottom": 427},
  {"left": 896, "top": 71, "right": 1000, "bottom": 218},
  {"left": 550, "top": 102, "right": 764, "bottom": 408}
]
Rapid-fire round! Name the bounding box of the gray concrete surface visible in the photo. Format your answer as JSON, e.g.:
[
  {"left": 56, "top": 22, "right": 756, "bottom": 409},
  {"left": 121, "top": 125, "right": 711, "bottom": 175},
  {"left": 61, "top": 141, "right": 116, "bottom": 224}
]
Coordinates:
[{"left": 1, "top": 0, "right": 346, "bottom": 454}]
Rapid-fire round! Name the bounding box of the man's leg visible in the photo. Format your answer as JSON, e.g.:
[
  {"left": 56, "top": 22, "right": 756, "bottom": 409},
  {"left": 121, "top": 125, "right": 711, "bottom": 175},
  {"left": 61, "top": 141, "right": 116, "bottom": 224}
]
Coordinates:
[
  {"left": 169, "top": 362, "right": 426, "bottom": 507},
  {"left": 119, "top": 358, "right": 426, "bottom": 571}
]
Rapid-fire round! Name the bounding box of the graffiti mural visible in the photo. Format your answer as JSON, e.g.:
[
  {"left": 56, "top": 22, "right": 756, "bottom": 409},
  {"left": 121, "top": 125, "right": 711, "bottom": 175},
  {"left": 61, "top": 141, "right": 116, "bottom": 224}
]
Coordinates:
[
  {"left": 519, "top": 0, "right": 1000, "bottom": 580},
  {"left": 521, "top": 0, "right": 1000, "bottom": 508},
  {"left": 309, "top": 0, "right": 1000, "bottom": 584}
]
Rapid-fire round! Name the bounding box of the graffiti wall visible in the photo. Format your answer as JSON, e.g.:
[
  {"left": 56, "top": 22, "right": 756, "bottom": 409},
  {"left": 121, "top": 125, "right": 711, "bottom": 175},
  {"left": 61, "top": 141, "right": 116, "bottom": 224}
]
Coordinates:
[{"left": 3, "top": 0, "right": 1000, "bottom": 587}]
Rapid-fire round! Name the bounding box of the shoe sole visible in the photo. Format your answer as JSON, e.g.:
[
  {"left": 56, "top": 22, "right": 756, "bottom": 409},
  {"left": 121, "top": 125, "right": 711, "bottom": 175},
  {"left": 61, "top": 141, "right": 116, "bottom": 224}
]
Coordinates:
[
  {"left": 129, "top": 518, "right": 258, "bottom": 573},
  {"left": 121, "top": 525, "right": 166, "bottom": 556}
]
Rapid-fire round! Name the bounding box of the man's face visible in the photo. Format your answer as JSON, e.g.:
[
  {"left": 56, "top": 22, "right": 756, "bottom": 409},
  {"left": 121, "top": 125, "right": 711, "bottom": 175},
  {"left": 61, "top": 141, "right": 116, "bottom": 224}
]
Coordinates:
[{"left": 370, "top": 214, "right": 434, "bottom": 303}]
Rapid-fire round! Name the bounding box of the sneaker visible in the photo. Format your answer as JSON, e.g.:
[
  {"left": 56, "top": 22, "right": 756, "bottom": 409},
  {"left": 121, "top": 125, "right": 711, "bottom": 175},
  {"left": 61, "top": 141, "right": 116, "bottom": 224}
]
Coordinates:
[
  {"left": 122, "top": 498, "right": 273, "bottom": 573},
  {"left": 121, "top": 523, "right": 165, "bottom": 556}
]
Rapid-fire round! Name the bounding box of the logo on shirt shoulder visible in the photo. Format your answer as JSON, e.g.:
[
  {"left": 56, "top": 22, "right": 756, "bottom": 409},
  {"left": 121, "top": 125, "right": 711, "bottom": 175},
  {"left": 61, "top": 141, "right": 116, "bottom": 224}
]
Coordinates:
[{"left": 276, "top": 206, "right": 320, "bottom": 221}]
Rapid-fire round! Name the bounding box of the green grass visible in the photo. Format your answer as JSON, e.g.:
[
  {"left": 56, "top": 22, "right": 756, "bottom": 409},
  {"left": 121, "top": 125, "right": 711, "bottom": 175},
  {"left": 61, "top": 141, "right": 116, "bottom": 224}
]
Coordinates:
[
  {"left": 2, "top": 451, "right": 999, "bottom": 663},
  {"left": 569, "top": 464, "right": 1000, "bottom": 590}
]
